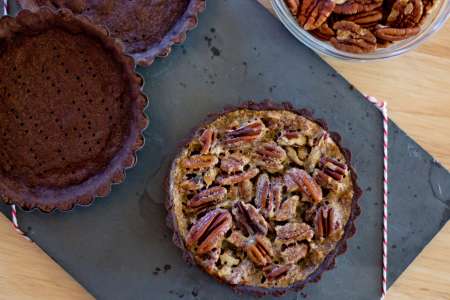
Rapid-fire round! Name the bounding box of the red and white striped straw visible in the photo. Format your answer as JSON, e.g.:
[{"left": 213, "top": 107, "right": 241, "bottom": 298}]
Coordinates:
[
  {"left": 2, "top": 0, "right": 7, "bottom": 15},
  {"left": 366, "top": 96, "right": 389, "bottom": 300},
  {"left": 11, "top": 204, "right": 31, "bottom": 241}
]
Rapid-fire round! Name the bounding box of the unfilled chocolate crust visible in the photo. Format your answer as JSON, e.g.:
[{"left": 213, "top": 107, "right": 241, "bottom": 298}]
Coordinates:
[
  {"left": 81, "top": 0, "right": 189, "bottom": 54},
  {"left": 19, "top": 0, "right": 206, "bottom": 65},
  {"left": 0, "top": 28, "right": 130, "bottom": 188},
  {"left": 0, "top": 8, "right": 148, "bottom": 211}
]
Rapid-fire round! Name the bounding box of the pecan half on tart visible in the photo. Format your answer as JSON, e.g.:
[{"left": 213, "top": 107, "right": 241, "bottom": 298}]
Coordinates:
[
  {"left": 167, "top": 102, "right": 361, "bottom": 295},
  {"left": 0, "top": 8, "right": 148, "bottom": 212},
  {"left": 18, "top": 0, "right": 206, "bottom": 66}
]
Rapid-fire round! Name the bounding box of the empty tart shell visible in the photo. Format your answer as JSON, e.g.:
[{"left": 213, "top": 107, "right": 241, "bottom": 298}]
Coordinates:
[
  {"left": 0, "top": 8, "right": 148, "bottom": 212},
  {"left": 166, "top": 101, "right": 362, "bottom": 296},
  {"left": 18, "top": 0, "right": 206, "bottom": 66}
]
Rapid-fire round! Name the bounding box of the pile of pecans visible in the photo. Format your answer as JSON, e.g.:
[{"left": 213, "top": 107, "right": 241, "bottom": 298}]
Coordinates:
[{"left": 284, "top": 0, "right": 436, "bottom": 53}]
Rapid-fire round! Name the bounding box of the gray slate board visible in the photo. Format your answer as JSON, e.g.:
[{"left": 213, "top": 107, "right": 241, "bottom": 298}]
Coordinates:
[{"left": 1, "top": 1, "right": 449, "bottom": 299}]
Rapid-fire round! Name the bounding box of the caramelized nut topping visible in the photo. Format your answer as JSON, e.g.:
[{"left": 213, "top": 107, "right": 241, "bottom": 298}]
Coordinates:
[
  {"left": 170, "top": 108, "right": 356, "bottom": 289},
  {"left": 315, "top": 206, "right": 340, "bottom": 239},
  {"left": 246, "top": 235, "right": 274, "bottom": 266},
  {"left": 185, "top": 209, "right": 232, "bottom": 254},
  {"left": 232, "top": 201, "right": 269, "bottom": 236},
  {"left": 187, "top": 186, "right": 227, "bottom": 210},
  {"left": 285, "top": 168, "right": 323, "bottom": 203},
  {"left": 199, "top": 128, "right": 216, "bottom": 154},
  {"left": 216, "top": 168, "right": 260, "bottom": 185},
  {"left": 181, "top": 154, "right": 218, "bottom": 169},
  {"left": 223, "top": 120, "right": 265, "bottom": 146},
  {"left": 276, "top": 222, "right": 315, "bottom": 242}
]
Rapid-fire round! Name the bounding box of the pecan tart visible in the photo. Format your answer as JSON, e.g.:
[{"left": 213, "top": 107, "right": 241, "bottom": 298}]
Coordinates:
[
  {"left": 0, "top": 8, "right": 148, "bottom": 212},
  {"left": 167, "top": 102, "right": 361, "bottom": 295},
  {"left": 18, "top": 0, "right": 206, "bottom": 66}
]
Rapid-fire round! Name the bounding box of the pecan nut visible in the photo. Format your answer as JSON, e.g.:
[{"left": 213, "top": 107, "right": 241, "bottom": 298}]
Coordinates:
[
  {"left": 314, "top": 169, "right": 340, "bottom": 191},
  {"left": 274, "top": 195, "right": 299, "bottom": 221},
  {"left": 304, "top": 144, "right": 322, "bottom": 173},
  {"left": 297, "top": 146, "right": 309, "bottom": 160},
  {"left": 315, "top": 206, "right": 339, "bottom": 239},
  {"left": 330, "top": 21, "right": 377, "bottom": 53},
  {"left": 232, "top": 201, "right": 269, "bottom": 236},
  {"left": 246, "top": 235, "right": 274, "bottom": 266},
  {"left": 239, "top": 179, "right": 254, "bottom": 202},
  {"left": 276, "top": 222, "right": 314, "bottom": 242},
  {"left": 199, "top": 128, "right": 216, "bottom": 154},
  {"left": 227, "top": 230, "right": 247, "bottom": 248},
  {"left": 286, "top": 146, "right": 304, "bottom": 166},
  {"left": 387, "top": 0, "right": 424, "bottom": 28},
  {"left": 187, "top": 186, "right": 227, "bottom": 210},
  {"left": 180, "top": 177, "right": 204, "bottom": 191},
  {"left": 298, "top": 0, "right": 336, "bottom": 31},
  {"left": 320, "top": 157, "right": 348, "bottom": 180},
  {"left": 254, "top": 142, "right": 287, "bottom": 173},
  {"left": 281, "top": 243, "right": 308, "bottom": 264},
  {"left": 271, "top": 177, "right": 284, "bottom": 211},
  {"left": 186, "top": 209, "right": 232, "bottom": 254},
  {"left": 277, "top": 130, "right": 307, "bottom": 146},
  {"left": 203, "top": 167, "right": 219, "bottom": 186},
  {"left": 421, "top": 0, "right": 434, "bottom": 14},
  {"left": 255, "top": 174, "right": 275, "bottom": 218},
  {"left": 285, "top": 168, "right": 323, "bottom": 203},
  {"left": 264, "top": 264, "right": 292, "bottom": 281},
  {"left": 345, "top": 10, "right": 383, "bottom": 27},
  {"left": 223, "top": 120, "right": 265, "bottom": 146},
  {"left": 216, "top": 168, "right": 260, "bottom": 185},
  {"left": 311, "top": 22, "right": 335, "bottom": 41},
  {"left": 285, "top": 0, "right": 300, "bottom": 15},
  {"left": 374, "top": 26, "right": 420, "bottom": 41},
  {"left": 220, "top": 153, "right": 250, "bottom": 173},
  {"left": 334, "top": 0, "right": 383, "bottom": 15},
  {"left": 181, "top": 154, "right": 218, "bottom": 170}
]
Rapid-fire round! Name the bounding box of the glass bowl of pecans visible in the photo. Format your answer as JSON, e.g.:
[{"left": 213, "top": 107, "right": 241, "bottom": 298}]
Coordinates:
[{"left": 272, "top": 0, "right": 450, "bottom": 61}]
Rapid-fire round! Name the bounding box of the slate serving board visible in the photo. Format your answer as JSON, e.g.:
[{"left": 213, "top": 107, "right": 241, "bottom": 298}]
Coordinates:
[{"left": 1, "top": 1, "right": 449, "bottom": 299}]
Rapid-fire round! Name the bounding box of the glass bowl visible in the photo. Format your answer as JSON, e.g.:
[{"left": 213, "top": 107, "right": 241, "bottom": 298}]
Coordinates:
[{"left": 272, "top": 0, "right": 450, "bottom": 61}]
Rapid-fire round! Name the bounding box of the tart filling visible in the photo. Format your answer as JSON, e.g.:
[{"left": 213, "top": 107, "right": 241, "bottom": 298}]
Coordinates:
[{"left": 168, "top": 105, "right": 360, "bottom": 292}]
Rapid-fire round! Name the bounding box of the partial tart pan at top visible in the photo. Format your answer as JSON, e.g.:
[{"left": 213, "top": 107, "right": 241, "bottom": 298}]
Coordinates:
[
  {"left": 167, "top": 102, "right": 362, "bottom": 296},
  {"left": 18, "top": 0, "right": 206, "bottom": 66},
  {"left": 0, "top": 8, "right": 148, "bottom": 212}
]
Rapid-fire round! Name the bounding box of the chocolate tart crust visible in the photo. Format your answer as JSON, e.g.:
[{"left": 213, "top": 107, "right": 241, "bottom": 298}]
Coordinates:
[
  {"left": 0, "top": 8, "right": 149, "bottom": 212},
  {"left": 166, "top": 100, "right": 362, "bottom": 296},
  {"left": 17, "top": 0, "right": 206, "bottom": 66}
]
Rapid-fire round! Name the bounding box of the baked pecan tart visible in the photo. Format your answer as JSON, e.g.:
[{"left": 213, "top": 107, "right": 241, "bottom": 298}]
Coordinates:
[
  {"left": 0, "top": 8, "right": 148, "bottom": 212},
  {"left": 167, "top": 102, "right": 361, "bottom": 295},
  {"left": 18, "top": 0, "right": 206, "bottom": 66}
]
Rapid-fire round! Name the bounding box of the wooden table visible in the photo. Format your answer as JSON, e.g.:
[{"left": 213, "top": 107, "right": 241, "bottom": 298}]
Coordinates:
[{"left": 1, "top": 2, "right": 449, "bottom": 299}]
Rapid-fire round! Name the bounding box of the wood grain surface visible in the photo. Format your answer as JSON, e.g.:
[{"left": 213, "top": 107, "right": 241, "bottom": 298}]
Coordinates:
[{"left": 0, "top": 1, "right": 449, "bottom": 299}]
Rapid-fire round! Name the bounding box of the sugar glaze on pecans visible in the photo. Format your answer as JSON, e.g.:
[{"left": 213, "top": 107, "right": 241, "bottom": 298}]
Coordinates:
[
  {"left": 284, "top": 0, "right": 438, "bottom": 53},
  {"left": 170, "top": 109, "right": 355, "bottom": 288}
]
